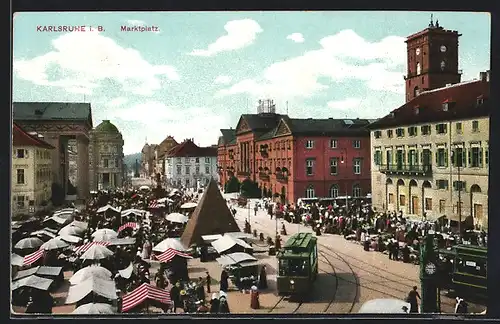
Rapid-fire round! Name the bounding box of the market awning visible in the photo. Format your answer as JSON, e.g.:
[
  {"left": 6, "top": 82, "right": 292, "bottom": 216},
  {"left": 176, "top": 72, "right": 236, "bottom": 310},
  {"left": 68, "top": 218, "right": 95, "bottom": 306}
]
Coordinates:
[
  {"left": 14, "top": 266, "right": 63, "bottom": 281},
  {"left": 180, "top": 202, "right": 197, "bottom": 209},
  {"left": 12, "top": 253, "right": 24, "bottom": 267},
  {"left": 201, "top": 234, "right": 223, "bottom": 243},
  {"left": 70, "top": 265, "right": 112, "bottom": 285},
  {"left": 22, "top": 249, "right": 45, "bottom": 266},
  {"left": 116, "top": 263, "right": 134, "bottom": 279},
  {"left": 107, "top": 238, "right": 136, "bottom": 246},
  {"left": 97, "top": 205, "right": 121, "bottom": 214},
  {"left": 121, "top": 209, "right": 146, "bottom": 217},
  {"left": 154, "top": 248, "right": 192, "bottom": 263},
  {"left": 224, "top": 232, "right": 252, "bottom": 240},
  {"left": 211, "top": 236, "right": 253, "bottom": 254},
  {"left": 66, "top": 277, "right": 117, "bottom": 304},
  {"left": 216, "top": 252, "right": 257, "bottom": 267},
  {"left": 69, "top": 220, "right": 88, "bottom": 230},
  {"left": 31, "top": 229, "right": 57, "bottom": 239},
  {"left": 74, "top": 241, "right": 111, "bottom": 254},
  {"left": 121, "top": 283, "right": 171, "bottom": 312},
  {"left": 152, "top": 238, "right": 187, "bottom": 253},
  {"left": 12, "top": 275, "right": 53, "bottom": 291},
  {"left": 117, "top": 222, "right": 139, "bottom": 233}
]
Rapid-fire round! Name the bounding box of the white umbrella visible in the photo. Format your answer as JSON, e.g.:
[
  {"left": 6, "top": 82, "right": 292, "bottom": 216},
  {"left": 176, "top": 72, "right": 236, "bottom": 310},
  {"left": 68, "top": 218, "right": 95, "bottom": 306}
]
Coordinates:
[
  {"left": 58, "top": 235, "right": 82, "bottom": 244},
  {"left": 70, "top": 265, "right": 112, "bottom": 285},
  {"left": 80, "top": 244, "right": 114, "bottom": 260},
  {"left": 40, "top": 238, "right": 69, "bottom": 251},
  {"left": 72, "top": 303, "right": 114, "bottom": 314},
  {"left": 166, "top": 213, "right": 188, "bottom": 223},
  {"left": 180, "top": 202, "right": 197, "bottom": 209},
  {"left": 139, "top": 185, "right": 150, "bottom": 191},
  {"left": 152, "top": 238, "right": 187, "bottom": 253},
  {"left": 15, "top": 237, "right": 44, "bottom": 249},
  {"left": 12, "top": 253, "right": 24, "bottom": 266},
  {"left": 59, "top": 225, "right": 85, "bottom": 237},
  {"left": 91, "top": 229, "right": 118, "bottom": 241}
]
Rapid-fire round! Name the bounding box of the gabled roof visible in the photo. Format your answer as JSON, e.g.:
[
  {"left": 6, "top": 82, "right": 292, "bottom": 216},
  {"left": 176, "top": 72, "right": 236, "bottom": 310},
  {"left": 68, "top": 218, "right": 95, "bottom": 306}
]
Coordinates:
[
  {"left": 368, "top": 79, "right": 490, "bottom": 130},
  {"left": 236, "top": 113, "right": 283, "bottom": 135},
  {"left": 13, "top": 122, "right": 55, "bottom": 149},
  {"left": 13, "top": 102, "right": 93, "bottom": 127},
  {"left": 180, "top": 179, "right": 240, "bottom": 247},
  {"left": 219, "top": 129, "right": 237, "bottom": 145},
  {"left": 280, "top": 116, "right": 371, "bottom": 137},
  {"left": 167, "top": 140, "right": 217, "bottom": 158},
  {"left": 159, "top": 135, "right": 178, "bottom": 148}
]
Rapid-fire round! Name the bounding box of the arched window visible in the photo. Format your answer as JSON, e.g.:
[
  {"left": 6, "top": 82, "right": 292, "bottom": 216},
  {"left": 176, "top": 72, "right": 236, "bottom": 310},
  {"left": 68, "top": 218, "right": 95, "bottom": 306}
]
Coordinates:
[
  {"left": 414, "top": 86, "right": 420, "bottom": 98},
  {"left": 305, "top": 185, "right": 315, "bottom": 198},
  {"left": 416, "top": 62, "right": 421, "bottom": 75},
  {"left": 352, "top": 184, "right": 362, "bottom": 198},
  {"left": 329, "top": 184, "right": 339, "bottom": 198}
]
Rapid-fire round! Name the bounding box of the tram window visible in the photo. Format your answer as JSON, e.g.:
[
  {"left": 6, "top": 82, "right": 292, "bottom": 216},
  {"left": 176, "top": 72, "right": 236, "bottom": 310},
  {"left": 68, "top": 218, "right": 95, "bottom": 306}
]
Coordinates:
[
  {"left": 455, "top": 259, "right": 487, "bottom": 277},
  {"left": 279, "top": 258, "right": 309, "bottom": 277}
]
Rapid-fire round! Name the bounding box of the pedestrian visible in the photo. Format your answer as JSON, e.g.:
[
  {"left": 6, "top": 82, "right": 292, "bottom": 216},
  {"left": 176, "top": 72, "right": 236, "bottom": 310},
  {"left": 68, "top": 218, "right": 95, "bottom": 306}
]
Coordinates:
[
  {"left": 170, "top": 282, "right": 181, "bottom": 313},
  {"left": 387, "top": 240, "right": 393, "bottom": 260},
  {"left": 220, "top": 269, "right": 229, "bottom": 292},
  {"left": 209, "top": 293, "right": 220, "bottom": 313},
  {"left": 206, "top": 271, "right": 211, "bottom": 294},
  {"left": 258, "top": 265, "right": 268, "bottom": 289},
  {"left": 406, "top": 286, "right": 421, "bottom": 313}
]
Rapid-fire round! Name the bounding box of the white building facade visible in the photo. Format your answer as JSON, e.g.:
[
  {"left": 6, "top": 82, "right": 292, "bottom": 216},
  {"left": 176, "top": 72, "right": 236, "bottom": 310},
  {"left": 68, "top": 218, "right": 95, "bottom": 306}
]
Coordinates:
[{"left": 164, "top": 140, "right": 218, "bottom": 189}]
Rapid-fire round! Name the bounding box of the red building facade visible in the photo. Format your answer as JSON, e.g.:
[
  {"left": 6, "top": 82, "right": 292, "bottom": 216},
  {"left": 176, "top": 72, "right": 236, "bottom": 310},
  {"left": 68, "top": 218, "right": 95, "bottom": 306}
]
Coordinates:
[{"left": 217, "top": 101, "right": 372, "bottom": 203}]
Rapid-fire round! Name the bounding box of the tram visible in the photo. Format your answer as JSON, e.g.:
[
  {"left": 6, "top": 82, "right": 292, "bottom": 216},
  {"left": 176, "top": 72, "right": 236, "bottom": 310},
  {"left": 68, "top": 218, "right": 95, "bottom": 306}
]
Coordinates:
[
  {"left": 437, "top": 244, "right": 487, "bottom": 298},
  {"left": 276, "top": 232, "right": 318, "bottom": 296}
]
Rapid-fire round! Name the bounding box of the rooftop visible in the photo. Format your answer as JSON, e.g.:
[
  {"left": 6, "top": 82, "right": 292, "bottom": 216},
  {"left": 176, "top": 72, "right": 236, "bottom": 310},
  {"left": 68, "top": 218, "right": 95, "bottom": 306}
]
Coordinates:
[
  {"left": 94, "top": 120, "right": 121, "bottom": 133},
  {"left": 13, "top": 122, "right": 55, "bottom": 149},
  {"left": 167, "top": 139, "right": 217, "bottom": 158},
  {"left": 368, "top": 78, "right": 490, "bottom": 130},
  {"left": 13, "top": 102, "right": 93, "bottom": 127}
]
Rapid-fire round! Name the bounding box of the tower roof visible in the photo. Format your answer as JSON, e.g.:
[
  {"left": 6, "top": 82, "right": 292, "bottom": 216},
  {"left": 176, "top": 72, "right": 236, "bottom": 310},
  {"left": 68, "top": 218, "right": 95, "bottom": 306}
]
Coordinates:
[
  {"left": 180, "top": 179, "right": 240, "bottom": 247},
  {"left": 94, "top": 120, "right": 121, "bottom": 133}
]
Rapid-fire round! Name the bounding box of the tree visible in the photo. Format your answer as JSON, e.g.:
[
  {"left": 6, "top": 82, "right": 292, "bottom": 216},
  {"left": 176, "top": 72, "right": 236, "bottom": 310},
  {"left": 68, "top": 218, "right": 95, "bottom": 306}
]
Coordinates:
[
  {"left": 240, "top": 179, "right": 261, "bottom": 198},
  {"left": 224, "top": 176, "right": 240, "bottom": 193}
]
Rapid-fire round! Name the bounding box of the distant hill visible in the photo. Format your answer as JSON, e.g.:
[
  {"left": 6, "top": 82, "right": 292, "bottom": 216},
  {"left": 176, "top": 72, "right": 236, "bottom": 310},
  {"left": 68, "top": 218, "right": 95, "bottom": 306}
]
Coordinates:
[{"left": 124, "top": 152, "right": 141, "bottom": 170}]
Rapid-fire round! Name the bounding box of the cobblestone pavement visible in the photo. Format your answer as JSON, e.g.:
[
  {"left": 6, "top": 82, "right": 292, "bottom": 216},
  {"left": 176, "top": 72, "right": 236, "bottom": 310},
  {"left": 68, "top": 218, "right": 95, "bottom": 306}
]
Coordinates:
[{"left": 229, "top": 201, "right": 487, "bottom": 314}]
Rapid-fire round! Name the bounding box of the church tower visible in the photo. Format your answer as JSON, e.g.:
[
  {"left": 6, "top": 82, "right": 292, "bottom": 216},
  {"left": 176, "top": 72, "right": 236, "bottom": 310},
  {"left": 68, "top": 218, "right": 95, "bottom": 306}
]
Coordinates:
[{"left": 404, "top": 16, "right": 462, "bottom": 102}]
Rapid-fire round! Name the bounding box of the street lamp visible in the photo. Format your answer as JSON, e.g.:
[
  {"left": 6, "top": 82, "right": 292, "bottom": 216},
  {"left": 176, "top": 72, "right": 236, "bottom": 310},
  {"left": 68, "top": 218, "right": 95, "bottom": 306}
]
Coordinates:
[{"left": 451, "top": 144, "right": 464, "bottom": 240}]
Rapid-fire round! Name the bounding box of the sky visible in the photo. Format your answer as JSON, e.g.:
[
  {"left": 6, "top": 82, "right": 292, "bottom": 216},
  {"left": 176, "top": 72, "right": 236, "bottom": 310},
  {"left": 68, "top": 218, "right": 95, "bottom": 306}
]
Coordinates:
[{"left": 12, "top": 11, "right": 490, "bottom": 154}]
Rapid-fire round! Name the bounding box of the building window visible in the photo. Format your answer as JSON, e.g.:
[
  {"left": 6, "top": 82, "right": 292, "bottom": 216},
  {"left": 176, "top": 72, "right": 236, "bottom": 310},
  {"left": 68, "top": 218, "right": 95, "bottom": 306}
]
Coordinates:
[
  {"left": 329, "top": 184, "right": 339, "bottom": 198},
  {"left": 452, "top": 147, "right": 466, "bottom": 167},
  {"left": 205, "top": 157, "right": 210, "bottom": 163},
  {"left": 352, "top": 184, "right": 361, "bottom": 197},
  {"left": 396, "top": 128, "right": 405, "bottom": 137},
  {"left": 456, "top": 123, "right": 463, "bottom": 134},
  {"left": 436, "top": 123, "right": 447, "bottom": 134},
  {"left": 469, "top": 147, "right": 483, "bottom": 167},
  {"left": 387, "top": 130, "right": 393, "bottom": 138},
  {"left": 103, "top": 159, "right": 109, "bottom": 168},
  {"left": 374, "top": 131, "right": 382, "bottom": 139},
  {"left": 195, "top": 166, "right": 200, "bottom": 174},
  {"left": 374, "top": 151, "right": 382, "bottom": 166},
  {"left": 16, "top": 149, "right": 25, "bottom": 158},
  {"left": 453, "top": 181, "right": 466, "bottom": 192},
  {"left": 176, "top": 165, "right": 182, "bottom": 175},
  {"left": 353, "top": 158, "right": 362, "bottom": 175},
  {"left": 439, "top": 200, "right": 446, "bottom": 213},
  {"left": 421, "top": 125, "right": 431, "bottom": 135},
  {"left": 115, "top": 159, "right": 119, "bottom": 168},
  {"left": 17, "top": 169, "right": 25, "bottom": 184},
  {"left": 353, "top": 140, "right": 361, "bottom": 149},
  {"left": 388, "top": 193, "right": 395, "bottom": 204},
  {"left": 330, "top": 139, "right": 337, "bottom": 148},
  {"left": 185, "top": 179, "right": 190, "bottom": 186},
  {"left": 436, "top": 179, "right": 449, "bottom": 190},
  {"left": 408, "top": 126, "right": 417, "bottom": 136},
  {"left": 195, "top": 157, "right": 200, "bottom": 163},
  {"left": 205, "top": 166, "right": 210, "bottom": 174},
  {"left": 305, "top": 140, "right": 314, "bottom": 149},
  {"left": 485, "top": 148, "right": 489, "bottom": 165},
  {"left": 436, "top": 148, "right": 448, "bottom": 167},
  {"left": 472, "top": 120, "right": 479, "bottom": 132},
  {"left": 330, "top": 158, "right": 338, "bottom": 175},
  {"left": 185, "top": 166, "right": 190, "bottom": 174},
  {"left": 16, "top": 195, "right": 25, "bottom": 208},
  {"left": 399, "top": 195, "right": 406, "bottom": 206},
  {"left": 306, "top": 159, "right": 315, "bottom": 176},
  {"left": 425, "top": 198, "right": 432, "bottom": 211},
  {"left": 416, "top": 62, "right": 421, "bottom": 75},
  {"left": 305, "top": 185, "right": 315, "bottom": 198}
]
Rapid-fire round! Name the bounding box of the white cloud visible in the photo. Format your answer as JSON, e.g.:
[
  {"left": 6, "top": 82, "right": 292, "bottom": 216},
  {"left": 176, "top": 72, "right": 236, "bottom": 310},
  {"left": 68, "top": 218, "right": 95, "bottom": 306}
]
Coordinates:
[
  {"left": 216, "top": 29, "right": 406, "bottom": 101},
  {"left": 127, "top": 20, "right": 145, "bottom": 26},
  {"left": 113, "top": 102, "right": 229, "bottom": 154},
  {"left": 108, "top": 97, "right": 128, "bottom": 107},
  {"left": 188, "top": 19, "right": 263, "bottom": 56},
  {"left": 214, "top": 75, "right": 232, "bottom": 84},
  {"left": 286, "top": 33, "right": 305, "bottom": 43},
  {"left": 327, "top": 98, "right": 362, "bottom": 110},
  {"left": 13, "top": 30, "right": 178, "bottom": 96}
]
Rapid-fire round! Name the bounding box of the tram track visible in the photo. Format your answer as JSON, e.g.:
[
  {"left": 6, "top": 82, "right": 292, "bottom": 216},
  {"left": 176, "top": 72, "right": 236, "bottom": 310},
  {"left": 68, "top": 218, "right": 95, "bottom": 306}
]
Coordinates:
[{"left": 267, "top": 296, "right": 302, "bottom": 314}]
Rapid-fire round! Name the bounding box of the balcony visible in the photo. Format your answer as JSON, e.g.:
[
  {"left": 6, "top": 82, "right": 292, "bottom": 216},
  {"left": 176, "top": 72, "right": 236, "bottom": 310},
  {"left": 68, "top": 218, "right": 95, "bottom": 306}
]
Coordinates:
[
  {"left": 275, "top": 172, "right": 288, "bottom": 182},
  {"left": 259, "top": 172, "right": 270, "bottom": 180},
  {"left": 379, "top": 164, "right": 432, "bottom": 176}
]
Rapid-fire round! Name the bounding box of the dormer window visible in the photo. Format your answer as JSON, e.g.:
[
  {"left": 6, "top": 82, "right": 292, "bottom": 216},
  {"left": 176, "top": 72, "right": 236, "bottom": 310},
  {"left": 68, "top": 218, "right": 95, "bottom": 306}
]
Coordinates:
[
  {"left": 476, "top": 96, "right": 484, "bottom": 106},
  {"left": 442, "top": 99, "right": 453, "bottom": 111},
  {"left": 442, "top": 102, "right": 448, "bottom": 111},
  {"left": 414, "top": 105, "right": 420, "bottom": 115}
]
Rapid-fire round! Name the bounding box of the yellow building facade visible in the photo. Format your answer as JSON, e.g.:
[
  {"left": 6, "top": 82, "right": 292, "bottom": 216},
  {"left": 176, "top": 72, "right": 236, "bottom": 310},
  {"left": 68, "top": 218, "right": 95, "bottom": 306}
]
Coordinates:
[
  {"left": 369, "top": 79, "right": 490, "bottom": 230},
  {"left": 12, "top": 123, "right": 54, "bottom": 217}
]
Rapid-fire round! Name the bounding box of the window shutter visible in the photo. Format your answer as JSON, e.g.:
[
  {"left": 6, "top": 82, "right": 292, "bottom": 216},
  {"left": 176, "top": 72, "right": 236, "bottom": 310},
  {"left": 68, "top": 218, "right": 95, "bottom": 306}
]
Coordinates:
[
  {"left": 479, "top": 148, "right": 484, "bottom": 166},
  {"left": 462, "top": 150, "right": 466, "bottom": 167},
  {"left": 451, "top": 149, "right": 456, "bottom": 166},
  {"left": 407, "top": 151, "right": 411, "bottom": 165},
  {"left": 444, "top": 124, "right": 447, "bottom": 133},
  {"left": 435, "top": 151, "right": 438, "bottom": 164},
  {"left": 415, "top": 151, "right": 419, "bottom": 164},
  {"left": 468, "top": 149, "right": 472, "bottom": 165},
  {"left": 444, "top": 150, "right": 448, "bottom": 167},
  {"left": 435, "top": 124, "right": 439, "bottom": 131},
  {"left": 420, "top": 151, "right": 423, "bottom": 163}
]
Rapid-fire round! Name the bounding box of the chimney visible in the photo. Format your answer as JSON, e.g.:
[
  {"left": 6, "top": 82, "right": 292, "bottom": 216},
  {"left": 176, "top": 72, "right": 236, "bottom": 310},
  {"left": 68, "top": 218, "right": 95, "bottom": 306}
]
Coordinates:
[
  {"left": 486, "top": 70, "right": 491, "bottom": 82},
  {"left": 479, "top": 72, "right": 487, "bottom": 81}
]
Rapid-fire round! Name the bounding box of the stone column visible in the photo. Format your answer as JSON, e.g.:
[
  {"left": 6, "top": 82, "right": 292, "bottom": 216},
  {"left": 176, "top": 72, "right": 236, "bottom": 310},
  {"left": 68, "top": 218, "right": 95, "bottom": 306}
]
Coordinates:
[{"left": 77, "top": 135, "right": 90, "bottom": 200}]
